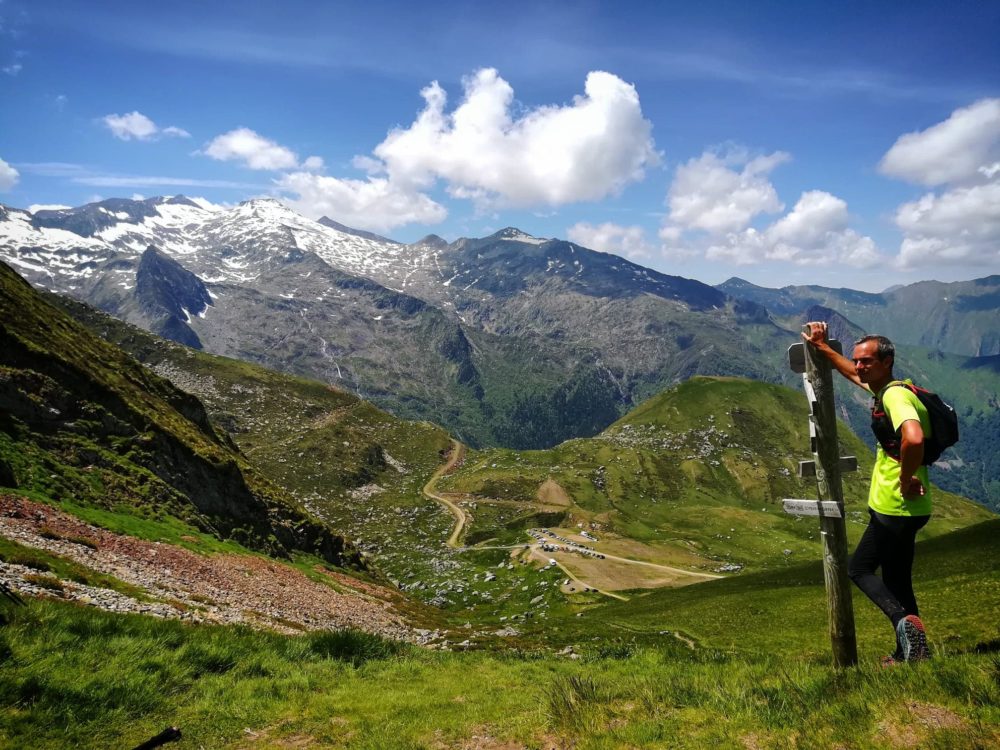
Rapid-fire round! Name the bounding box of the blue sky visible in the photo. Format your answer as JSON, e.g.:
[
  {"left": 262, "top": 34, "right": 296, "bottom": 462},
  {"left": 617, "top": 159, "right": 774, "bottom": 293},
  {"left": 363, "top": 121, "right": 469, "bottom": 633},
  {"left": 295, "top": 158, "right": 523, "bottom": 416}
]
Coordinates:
[{"left": 1, "top": 0, "right": 998, "bottom": 291}]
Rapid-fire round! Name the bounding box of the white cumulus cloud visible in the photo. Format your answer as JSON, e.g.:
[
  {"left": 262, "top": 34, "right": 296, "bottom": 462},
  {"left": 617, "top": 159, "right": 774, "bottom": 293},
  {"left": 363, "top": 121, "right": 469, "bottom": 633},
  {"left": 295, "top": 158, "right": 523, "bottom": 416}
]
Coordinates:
[
  {"left": 880, "top": 99, "right": 1000, "bottom": 268},
  {"left": 0, "top": 158, "right": 19, "bottom": 191},
  {"left": 666, "top": 149, "right": 789, "bottom": 234},
  {"left": 302, "top": 155, "right": 325, "bottom": 171},
  {"left": 659, "top": 146, "right": 879, "bottom": 268},
  {"left": 879, "top": 98, "right": 1000, "bottom": 187},
  {"left": 894, "top": 182, "right": 1000, "bottom": 267},
  {"left": 161, "top": 126, "right": 191, "bottom": 138},
  {"left": 277, "top": 172, "right": 446, "bottom": 233},
  {"left": 767, "top": 191, "right": 880, "bottom": 266},
  {"left": 705, "top": 190, "right": 881, "bottom": 267},
  {"left": 370, "top": 68, "right": 659, "bottom": 208},
  {"left": 102, "top": 111, "right": 191, "bottom": 141},
  {"left": 203, "top": 127, "right": 322, "bottom": 171},
  {"left": 277, "top": 68, "right": 656, "bottom": 232},
  {"left": 567, "top": 221, "right": 655, "bottom": 260},
  {"left": 204, "top": 127, "right": 299, "bottom": 170}
]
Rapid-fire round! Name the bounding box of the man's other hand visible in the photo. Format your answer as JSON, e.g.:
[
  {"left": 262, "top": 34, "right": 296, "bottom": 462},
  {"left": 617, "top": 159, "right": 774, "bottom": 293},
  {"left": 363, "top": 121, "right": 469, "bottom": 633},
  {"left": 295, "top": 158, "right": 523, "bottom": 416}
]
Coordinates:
[{"left": 901, "top": 476, "right": 926, "bottom": 499}]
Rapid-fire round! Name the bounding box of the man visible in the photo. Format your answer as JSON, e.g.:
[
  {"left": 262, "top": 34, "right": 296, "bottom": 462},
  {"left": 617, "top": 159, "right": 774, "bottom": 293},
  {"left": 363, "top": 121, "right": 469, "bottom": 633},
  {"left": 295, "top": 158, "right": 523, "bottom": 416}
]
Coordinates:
[{"left": 803, "top": 322, "right": 932, "bottom": 663}]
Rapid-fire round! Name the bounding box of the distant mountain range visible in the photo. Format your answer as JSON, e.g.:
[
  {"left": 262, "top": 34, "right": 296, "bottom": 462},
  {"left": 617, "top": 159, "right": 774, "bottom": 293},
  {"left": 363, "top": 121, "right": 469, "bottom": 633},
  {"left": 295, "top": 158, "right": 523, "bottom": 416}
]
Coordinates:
[
  {"left": 2, "top": 196, "right": 998, "bottom": 508},
  {"left": 715, "top": 275, "right": 1000, "bottom": 357}
]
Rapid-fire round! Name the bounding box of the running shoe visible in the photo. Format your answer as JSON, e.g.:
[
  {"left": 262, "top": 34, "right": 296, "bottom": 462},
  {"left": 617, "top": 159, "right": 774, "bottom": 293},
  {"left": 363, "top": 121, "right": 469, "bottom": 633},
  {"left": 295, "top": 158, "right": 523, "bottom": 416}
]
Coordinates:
[{"left": 896, "top": 615, "right": 930, "bottom": 661}]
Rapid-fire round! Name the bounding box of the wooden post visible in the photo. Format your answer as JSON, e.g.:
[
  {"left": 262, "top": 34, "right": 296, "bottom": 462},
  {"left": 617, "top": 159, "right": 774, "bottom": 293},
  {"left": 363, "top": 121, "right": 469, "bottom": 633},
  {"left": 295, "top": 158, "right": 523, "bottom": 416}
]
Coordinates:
[{"left": 785, "top": 327, "right": 858, "bottom": 668}]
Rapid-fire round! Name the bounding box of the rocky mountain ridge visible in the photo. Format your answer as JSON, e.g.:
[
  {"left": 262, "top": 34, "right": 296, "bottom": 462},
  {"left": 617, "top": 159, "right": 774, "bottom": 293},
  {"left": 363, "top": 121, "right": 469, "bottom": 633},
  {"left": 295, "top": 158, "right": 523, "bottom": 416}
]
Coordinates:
[{"left": 1, "top": 196, "right": 997, "bottom": 467}]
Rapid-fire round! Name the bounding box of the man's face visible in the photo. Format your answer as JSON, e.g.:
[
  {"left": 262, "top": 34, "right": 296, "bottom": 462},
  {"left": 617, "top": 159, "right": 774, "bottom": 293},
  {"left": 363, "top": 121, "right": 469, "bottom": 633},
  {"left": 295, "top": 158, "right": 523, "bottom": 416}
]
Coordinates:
[{"left": 852, "top": 340, "right": 892, "bottom": 385}]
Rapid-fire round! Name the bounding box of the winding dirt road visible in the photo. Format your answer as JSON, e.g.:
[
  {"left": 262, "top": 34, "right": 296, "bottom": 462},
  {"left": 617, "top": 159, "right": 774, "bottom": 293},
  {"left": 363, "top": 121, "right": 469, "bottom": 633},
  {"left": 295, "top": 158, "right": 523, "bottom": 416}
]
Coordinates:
[{"left": 422, "top": 439, "right": 468, "bottom": 548}]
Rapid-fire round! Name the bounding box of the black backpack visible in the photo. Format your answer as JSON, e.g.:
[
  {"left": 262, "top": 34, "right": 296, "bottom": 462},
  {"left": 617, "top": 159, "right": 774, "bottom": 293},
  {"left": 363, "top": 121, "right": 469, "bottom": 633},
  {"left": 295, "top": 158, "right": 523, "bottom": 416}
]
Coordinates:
[{"left": 871, "top": 381, "right": 959, "bottom": 465}]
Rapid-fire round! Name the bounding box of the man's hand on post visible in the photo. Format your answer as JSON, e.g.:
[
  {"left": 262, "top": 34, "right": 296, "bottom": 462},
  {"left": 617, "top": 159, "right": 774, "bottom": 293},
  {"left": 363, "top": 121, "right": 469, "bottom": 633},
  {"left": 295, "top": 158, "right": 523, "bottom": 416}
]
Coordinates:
[
  {"left": 802, "top": 320, "right": 865, "bottom": 388},
  {"left": 802, "top": 321, "right": 829, "bottom": 347}
]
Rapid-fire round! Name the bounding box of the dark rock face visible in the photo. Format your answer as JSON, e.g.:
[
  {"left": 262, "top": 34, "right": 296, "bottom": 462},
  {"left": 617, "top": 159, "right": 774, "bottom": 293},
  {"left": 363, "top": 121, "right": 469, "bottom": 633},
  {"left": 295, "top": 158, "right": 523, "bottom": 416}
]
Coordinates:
[
  {"left": 734, "top": 298, "right": 771, "bottom": 323},
  {"left": 135, "top": 246, "right": 212, "bottom": 348},
  {"left": 0, "top": 457, "right": 15, "bottom": 487},
  {"left": 435, "top": 324, "right": 482, "bottom": 395}
]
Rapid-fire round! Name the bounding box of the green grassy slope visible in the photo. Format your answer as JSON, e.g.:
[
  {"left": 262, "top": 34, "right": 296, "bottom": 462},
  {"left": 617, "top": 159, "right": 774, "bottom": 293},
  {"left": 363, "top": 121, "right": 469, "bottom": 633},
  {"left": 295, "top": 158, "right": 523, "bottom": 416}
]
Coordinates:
[
  {"left": 552, "top": 519, "right": 1000, "bottom": 657},
  {"left": 0, "top": 261, "right": 359, "bottom": 567},
  {"left": 1, "top": 518, "right": 997, "bottom": 749}
]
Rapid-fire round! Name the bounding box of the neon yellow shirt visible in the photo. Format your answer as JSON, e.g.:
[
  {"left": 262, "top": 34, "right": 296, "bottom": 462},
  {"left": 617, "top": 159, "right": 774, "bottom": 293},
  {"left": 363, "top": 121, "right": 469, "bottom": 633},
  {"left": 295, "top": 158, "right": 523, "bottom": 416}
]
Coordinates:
[{"left": 868, "top": 380, "right": 932, "bottom": 517}]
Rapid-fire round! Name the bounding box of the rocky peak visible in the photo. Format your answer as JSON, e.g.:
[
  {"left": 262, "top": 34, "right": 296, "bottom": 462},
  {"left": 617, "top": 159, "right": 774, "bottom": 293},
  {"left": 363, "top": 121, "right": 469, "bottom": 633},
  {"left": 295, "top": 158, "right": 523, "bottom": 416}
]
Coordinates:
[
  {"left": 412, "top": 234, "right": 449, "bottom": 249},
  {"left": 488, "top": 227, "right": 547, "bottom": 244}
]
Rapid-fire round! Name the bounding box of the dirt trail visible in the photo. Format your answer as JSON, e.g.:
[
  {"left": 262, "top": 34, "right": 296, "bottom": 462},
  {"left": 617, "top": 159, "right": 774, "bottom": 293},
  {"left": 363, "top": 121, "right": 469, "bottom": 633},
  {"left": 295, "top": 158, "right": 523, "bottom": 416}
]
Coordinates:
[
  {"left": 422, "top": 440, "right": 469, "bottom": 548},
  {"left": 595, "top": 551, "right": 723, "bottom": 580}
]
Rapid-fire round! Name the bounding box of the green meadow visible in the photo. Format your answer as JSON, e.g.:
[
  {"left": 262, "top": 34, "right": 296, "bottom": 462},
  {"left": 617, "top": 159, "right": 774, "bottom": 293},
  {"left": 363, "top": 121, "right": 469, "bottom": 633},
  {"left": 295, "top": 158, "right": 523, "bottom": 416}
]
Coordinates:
[{"left": 1, "top": 515, "right": 998, "bottom": 750}]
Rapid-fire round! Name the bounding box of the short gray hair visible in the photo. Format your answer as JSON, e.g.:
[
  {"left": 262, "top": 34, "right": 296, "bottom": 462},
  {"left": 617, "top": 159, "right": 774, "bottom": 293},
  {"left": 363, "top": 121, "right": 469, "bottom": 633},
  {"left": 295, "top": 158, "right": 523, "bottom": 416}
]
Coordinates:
[{"left": 854, "top": 334, "right": 894, "bottom": 362}]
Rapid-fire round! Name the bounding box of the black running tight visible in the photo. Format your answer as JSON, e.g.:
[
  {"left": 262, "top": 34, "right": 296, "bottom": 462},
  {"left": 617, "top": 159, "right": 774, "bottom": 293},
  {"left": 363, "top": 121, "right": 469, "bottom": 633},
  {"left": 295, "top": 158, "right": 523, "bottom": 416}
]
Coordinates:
[{"left": 848, "top": 509, "right": 930, "bottom": 625}]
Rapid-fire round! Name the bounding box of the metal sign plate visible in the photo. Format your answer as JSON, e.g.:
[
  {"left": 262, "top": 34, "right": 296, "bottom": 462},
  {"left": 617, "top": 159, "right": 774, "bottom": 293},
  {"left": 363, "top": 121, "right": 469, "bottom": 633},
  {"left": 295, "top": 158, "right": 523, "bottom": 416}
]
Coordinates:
[
  {"left": 788, "top": 339, "right": 844, "bottom": 373},
  {"left": 788, "top": 343, "right": 805, "bottom": 374},
  {"left": 782, "top": 499, "right": 844, "bottom": 518}
]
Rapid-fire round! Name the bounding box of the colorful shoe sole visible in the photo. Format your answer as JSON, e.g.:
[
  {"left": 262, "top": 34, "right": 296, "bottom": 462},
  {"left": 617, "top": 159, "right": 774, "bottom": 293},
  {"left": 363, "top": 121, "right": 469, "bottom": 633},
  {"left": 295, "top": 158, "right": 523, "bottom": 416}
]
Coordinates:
[{"left": 897, "top": 615, "right": 929, "bottom": 661}]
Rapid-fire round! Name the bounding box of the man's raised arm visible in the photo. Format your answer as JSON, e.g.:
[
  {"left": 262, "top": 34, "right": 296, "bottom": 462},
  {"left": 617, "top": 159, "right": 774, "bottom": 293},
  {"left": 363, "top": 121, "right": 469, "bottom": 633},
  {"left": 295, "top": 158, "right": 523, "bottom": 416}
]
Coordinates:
[{"left": 802, "top": 321, "right": 864, "bottom": 389}]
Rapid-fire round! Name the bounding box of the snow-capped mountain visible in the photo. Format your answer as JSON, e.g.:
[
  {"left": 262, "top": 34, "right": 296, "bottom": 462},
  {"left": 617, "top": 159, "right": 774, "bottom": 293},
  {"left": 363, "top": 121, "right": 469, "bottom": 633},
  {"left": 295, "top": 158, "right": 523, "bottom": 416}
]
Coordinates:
[
  {"left": 0, "top": 196, "right": 443, "bottom": 292},
  {"left": 0, "top": 194, "right": 724, "bottom": 312}
]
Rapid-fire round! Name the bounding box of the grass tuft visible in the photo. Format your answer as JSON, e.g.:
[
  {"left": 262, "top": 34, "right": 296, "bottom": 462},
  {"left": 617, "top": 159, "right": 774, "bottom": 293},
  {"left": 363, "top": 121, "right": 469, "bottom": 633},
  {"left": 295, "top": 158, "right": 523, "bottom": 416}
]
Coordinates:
[
  {"left": 546, "top": 674, "right": 600, "bottom": 731},
  {"left": 306, "top": 628, "right": 405, "bottom": 667}
]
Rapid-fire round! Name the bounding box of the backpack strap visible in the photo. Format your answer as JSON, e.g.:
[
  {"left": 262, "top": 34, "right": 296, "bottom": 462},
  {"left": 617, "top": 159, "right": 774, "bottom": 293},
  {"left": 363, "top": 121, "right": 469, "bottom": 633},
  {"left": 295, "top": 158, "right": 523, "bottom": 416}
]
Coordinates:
[{"left": 870, "top": 381, "right": 911, "bottom": 460}]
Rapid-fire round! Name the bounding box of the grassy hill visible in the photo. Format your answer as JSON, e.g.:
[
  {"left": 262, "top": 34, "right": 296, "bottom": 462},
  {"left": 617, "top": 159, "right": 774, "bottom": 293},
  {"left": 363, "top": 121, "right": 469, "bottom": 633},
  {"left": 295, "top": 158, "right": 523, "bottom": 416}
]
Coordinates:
[
  {"left": 0, "top": 261, "right": 359, "bottom": 567},
  {"left": 48, "top": 293, "right": 581, "bottom": 624},
  {"left": 436, "top": 377, "right": 992, "bottom": 581}
]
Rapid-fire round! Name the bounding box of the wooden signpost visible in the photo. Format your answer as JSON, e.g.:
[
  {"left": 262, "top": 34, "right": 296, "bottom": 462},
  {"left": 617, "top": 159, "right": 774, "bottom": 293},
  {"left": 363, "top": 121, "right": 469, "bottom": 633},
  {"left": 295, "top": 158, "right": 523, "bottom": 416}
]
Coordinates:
[{"left": 784, "top": 328, "right": 859, "bottom": 668}]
